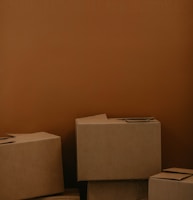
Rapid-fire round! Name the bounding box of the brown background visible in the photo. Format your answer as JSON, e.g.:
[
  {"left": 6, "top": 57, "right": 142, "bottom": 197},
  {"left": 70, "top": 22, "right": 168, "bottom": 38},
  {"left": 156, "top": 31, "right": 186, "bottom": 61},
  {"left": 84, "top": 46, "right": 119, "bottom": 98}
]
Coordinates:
[{"left": 1, "top": 0, "right": 193, "bottom": 187}]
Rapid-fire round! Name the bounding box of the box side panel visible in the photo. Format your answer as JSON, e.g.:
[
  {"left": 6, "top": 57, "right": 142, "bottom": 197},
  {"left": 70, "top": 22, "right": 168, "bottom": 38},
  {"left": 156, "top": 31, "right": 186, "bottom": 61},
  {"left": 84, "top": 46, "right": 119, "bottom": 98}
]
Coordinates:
[
  {"left": 149, "top": 178, "right": 193, "bottom": 200},
  {"left": 0, "top": 138, "right": 64, "bottom": 200},
  {"left": 87, "top": 180, "right": 148, "bottom": 200},
  {"left": 77, "top": 122, "right": 161, "bottom": 180}
]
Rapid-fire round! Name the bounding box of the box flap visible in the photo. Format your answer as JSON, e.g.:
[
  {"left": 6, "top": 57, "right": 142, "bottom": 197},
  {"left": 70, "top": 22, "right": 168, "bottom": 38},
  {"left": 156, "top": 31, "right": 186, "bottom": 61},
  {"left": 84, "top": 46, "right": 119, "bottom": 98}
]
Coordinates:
[
  {"left": 9, "top": 132, "right": 57, "bottom": 139},
  {"left": 0, "top": 134, "right": 11, "bottom": 139},
  {"left": 182, "top": 175, "right": 193, "bottom": 183},
  {"left": 117, "top": 117, "right": 155, "bottom": 122},
  {"left": 76, "top": 114, "right": 107, "bottom": 123},
  {"left": 76, "top": 115, "right": 159, "bottom": 125},
  {"left": 0, "top": 132, "right": 59, "bottom": 144},
  {"left": 164, "top": 168, "right": 193, "bottom": 175},
  {"left": 0, "top": 134, "right": 15, "bottom": 145},
  {"left": 0, "top": 134, "right": 15, "bottom": 140},
  {"left": 0, "top": 138, "right": 15, "bottom": 145},
  {"left": 152, "top": 172, "right": 191, "bottom": 181}
]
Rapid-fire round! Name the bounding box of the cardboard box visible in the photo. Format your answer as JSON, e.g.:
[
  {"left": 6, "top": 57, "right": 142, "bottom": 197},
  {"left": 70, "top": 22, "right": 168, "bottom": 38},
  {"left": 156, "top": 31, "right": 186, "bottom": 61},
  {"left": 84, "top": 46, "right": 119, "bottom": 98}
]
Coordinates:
[
  {"left": 31, "top": 189, "right": 80, "bottom": 200},
  {"left": 76, "top": 114, "right": 161, "bottom": 181},
  {"left": 149, "top": 168, "right": 193, "bottom": 200},
  {"left": 0, "top": 132, "right": 64, "bottom": 200},
  {"left": 87, "top": 180, "right": 148, "bottom": 200}
]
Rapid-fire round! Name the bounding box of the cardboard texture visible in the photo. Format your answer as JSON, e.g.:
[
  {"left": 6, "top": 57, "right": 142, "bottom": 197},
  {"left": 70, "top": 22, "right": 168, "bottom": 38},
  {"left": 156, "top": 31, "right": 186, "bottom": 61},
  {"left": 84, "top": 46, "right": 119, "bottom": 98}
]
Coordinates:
[
  {"left": 30, "top": 189, "right": 80, "bottom": 200},
  {"left": 0, "top": 132, "right": 64, "bottom": 200},
  {"left": 76, "top": 114, "right": 161, "bottom": 181},
  {"left": 76, "top": 114, "right": 107, "bottom": 122},
  {"left": 149, "top": 168, "right": 193, "bottom": 200},
  {"left": 0, "top": 134, "right": 15, "bottom": 144},
  {"left": 87, "top": 180, "right": 148, "bottom": 200}
]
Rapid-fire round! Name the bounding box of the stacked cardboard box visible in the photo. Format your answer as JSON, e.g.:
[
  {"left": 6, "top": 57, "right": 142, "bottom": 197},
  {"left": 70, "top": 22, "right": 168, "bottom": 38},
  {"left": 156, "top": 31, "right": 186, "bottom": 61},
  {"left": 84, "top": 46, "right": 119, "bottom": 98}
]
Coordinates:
[
  {"left": 87, "top": 180, "right": 148, "bottom": 200},
  {"left": 31, "top": 188, "right": 80, "bottom": 200},
  {"left": 0, "top": 132, "right": 65, "bottom": 200},
  {"left": 76, "top": 114, "right": 161, "bottom": 200},
  {"left": 149, "top": 168, "right": 193, "bottom": 200}
]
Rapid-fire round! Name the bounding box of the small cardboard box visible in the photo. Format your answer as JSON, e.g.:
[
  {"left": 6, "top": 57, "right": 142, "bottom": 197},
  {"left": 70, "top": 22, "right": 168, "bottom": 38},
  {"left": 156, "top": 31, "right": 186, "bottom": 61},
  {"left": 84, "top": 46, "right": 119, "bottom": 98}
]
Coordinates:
[
  {"left": 31, "top": 189, "right": 80, "bottom": 200},
  {"left": 149, "top": 168, "right": 193, "bottom": 200},
  {"left": 87, "top": 180, "right": 148, "bottom": 200},
  {"left": 0, "top": 132, "right": 64, "bottom": 200},
  {"left": 76, "top": 114, "right": 161, "bottom": 181}
]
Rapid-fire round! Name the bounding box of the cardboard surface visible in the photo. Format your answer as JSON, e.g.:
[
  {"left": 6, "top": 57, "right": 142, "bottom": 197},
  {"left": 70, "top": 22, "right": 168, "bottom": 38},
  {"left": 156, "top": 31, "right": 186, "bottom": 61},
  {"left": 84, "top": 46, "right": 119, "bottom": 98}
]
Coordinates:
[
  {"left": 0, "top": 134, "right": 15, "bottom": 144},
  {"left": 164, "top": 168, "right": 193, "bottom": 175},
  {"left": 149, "top": 168, "right": 193, "bottom": 200},
  {"left": 151, "top": 172, "right": 191, "bottom": 181},
  {"left": 0, "top": 132, "right": 64, "bottom": 200},
  {"left": 87, "top": 180, "right": 148, "bottom": 200},
  {"left": 0, "top": 137, "right": 15, "bottom": 144},
  {"left": 75, "top": 114, "right": 107, "bottom": 122},
  {"left": 31, "top": 189, "right": 80, "bottom": 200},
  {"left": 76, "top": 114, "right": 161, "bottom": 181}
]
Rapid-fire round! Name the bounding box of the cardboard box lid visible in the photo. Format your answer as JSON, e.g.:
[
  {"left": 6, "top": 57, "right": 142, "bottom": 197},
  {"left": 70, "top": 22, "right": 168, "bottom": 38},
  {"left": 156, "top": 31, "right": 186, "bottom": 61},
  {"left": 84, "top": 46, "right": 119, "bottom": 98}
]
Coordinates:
[
  {"left": 76, "top": 114, "right": 159, "bottom": 125},
  {"left": 0, "top": 132, "right": 13, "bottom": 138},
  {"left": 76, "top": 114, "right": 107, "bottom": 121},
  {"left": 0, "top": 133, "right": 15, "bottom": 144},
  {"left": 151, "top": 168, "right": 193, "bottom": 181},
  {"left": 183, "top": 176, "right": 193, "bottom": 183},
  {"left": 164, "top": 168, "right": 193, "bottom": 175},
  {"left": 0, "top": 137, "right": 15, "bottom": 144},
  {"left": 0, "top": 132, "right": 60, "bottom": 145}
]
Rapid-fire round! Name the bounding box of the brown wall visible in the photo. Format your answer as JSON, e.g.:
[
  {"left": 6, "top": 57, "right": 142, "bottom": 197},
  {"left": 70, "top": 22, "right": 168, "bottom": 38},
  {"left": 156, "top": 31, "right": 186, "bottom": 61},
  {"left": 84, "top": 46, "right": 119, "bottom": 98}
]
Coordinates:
[{"left": 1, "top": 0, "right": 193, "bottom": 187}]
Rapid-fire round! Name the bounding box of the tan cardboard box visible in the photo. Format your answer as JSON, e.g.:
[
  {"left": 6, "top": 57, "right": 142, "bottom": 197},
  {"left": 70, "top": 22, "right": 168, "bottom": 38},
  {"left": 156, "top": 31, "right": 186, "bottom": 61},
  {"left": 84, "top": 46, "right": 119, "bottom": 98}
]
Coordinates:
[
  {"left": 0, "top": 132, "right": 64, "bottom": 200},
  {"left": 31, "top": 189, "right": 80, "bottom": 200},
  {"left": 87, "top": 180, "right": 148, "bottom": 200},
  {"left": 149, "top": 168, "right": 193, "bottom": 200},
  {"left": 76, "top": 114, "right": 161, "bottom": 181}
]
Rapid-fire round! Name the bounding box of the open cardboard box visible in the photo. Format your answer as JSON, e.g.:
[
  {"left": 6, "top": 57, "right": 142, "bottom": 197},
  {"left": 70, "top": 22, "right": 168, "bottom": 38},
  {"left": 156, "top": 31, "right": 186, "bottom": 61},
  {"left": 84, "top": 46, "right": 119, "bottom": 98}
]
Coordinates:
[
  {"left": 0, "top": 132, "right": 64, "bottom": 200},
  {"left": 149, "top": 168, "right": 193, "bottom": 200},
  {"left": 76, "top": 114, "right": 161, "bottom": 181}
]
